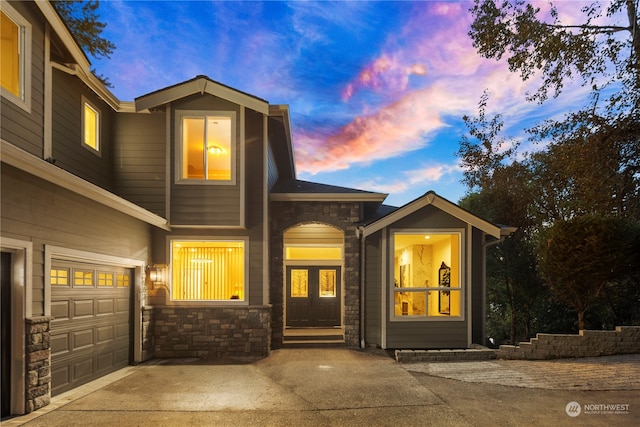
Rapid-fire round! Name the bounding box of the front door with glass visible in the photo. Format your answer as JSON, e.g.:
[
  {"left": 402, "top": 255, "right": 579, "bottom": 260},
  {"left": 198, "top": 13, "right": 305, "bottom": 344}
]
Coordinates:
[{"left": 286, "top": 266, "right": 341, "bottom": 327}]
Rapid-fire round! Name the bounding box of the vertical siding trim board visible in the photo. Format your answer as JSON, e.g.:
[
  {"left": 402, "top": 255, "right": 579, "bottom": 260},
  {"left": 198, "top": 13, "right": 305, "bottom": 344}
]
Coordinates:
[
  {"left": 381, "top": 229, "right": 387, "bottom": 349},
  {"left": 165, "top": 104, "right": 172, "bottom": 222},
  {"left": 262, "top": 114, "right": 269, "bottom": 305},
  {"left": 467, "top": 224, "right": 473, "bottom": 347},
  {"left": 44, "top": 23, "right": 52, "bottom": 159},
  {"left": 240, "top": 106, "right": 246, "bottom": 228}
]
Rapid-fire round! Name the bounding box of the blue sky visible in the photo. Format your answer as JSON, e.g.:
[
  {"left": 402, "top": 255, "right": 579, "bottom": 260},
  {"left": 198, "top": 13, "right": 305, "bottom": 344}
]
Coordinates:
[{"left": 92, "top": 0, "right": 610, "bottom": 206}]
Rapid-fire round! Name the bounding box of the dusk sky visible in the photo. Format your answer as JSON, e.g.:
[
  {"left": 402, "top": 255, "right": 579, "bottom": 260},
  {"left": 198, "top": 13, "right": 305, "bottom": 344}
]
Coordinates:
[{"left": 92, "top": 0, "right": 615, "bottom": 206}]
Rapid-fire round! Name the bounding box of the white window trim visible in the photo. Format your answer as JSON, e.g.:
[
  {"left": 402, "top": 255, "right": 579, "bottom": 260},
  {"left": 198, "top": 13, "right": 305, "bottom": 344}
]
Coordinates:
[
  {"left": 0, "top": 2, "right": 32, "bottom": 113},
  {"left": 389, "top": 229, "right": 465, "bottom": 322},
  {"left": 166, "top": 237, "right": 249, "bottom": 305},
  {"left": 81, "top": 96, "right": 101, "bottom": 156},
  {"left": 175, "top": 110, "right": 237, "bottom": 185}
]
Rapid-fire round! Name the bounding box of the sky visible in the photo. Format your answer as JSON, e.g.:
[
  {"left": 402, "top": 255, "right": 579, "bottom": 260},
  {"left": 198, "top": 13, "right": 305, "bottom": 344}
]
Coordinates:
[{"left": 92, "top": 0, "right": 615, "bottom": 207}]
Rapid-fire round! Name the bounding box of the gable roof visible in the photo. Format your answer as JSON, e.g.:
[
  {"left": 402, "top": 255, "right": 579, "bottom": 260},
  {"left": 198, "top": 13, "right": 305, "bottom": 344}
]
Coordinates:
[
  {"left": 135, "top": 75, "right": 269, "bottom": 114},
  {"left": 270, "top": 179, "right": 388, "bottom": 202},
  {"left": 362, "top": 191, "right": 511, "bottom": 239}
]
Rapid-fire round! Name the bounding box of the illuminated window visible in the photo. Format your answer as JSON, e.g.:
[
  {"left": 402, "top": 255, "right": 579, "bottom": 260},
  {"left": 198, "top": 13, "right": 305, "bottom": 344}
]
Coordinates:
[
  {"left": 74, "top": 270, "right": 93, "bottom": 286},
  {"left": 392, "top": 232, "right": 462, "bottom": 319},
  {"left": 0, "top": 5, "right": 31, "bottom": 111},
  {"left": 290, "top": 269, "right": 308, "bottom": 298},
  {"left": 178, "top": 111, "right": 235, "bottom": 183},
  {"left": 82, "top": 99, "right": 100, "bottom": 152},
  {"left": 171, "top": 240, "right": 245, "bottom": 301},
  {"left": 50, "top": 269, "right": 69, "bottom": 286},
  {"left": 116, "top": 273, "right": 130, "bottom": 287},
  {"left": 98, "top": 272, "right": 114, "bottom": 287}
]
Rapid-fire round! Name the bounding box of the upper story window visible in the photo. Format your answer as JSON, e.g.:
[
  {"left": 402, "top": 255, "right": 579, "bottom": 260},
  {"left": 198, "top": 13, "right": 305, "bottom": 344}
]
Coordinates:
[
  {"left": 82, "top": 98, "right": 100, "bottom": 153},
  {"left": 392, "top": 231, "right": 463, "bottom": 320},
  {"left": 0, "top": 4, "right": 31, "bottom": 112},
  {"left": 177, "top": 111, "right": 236, "bottom": 184}
]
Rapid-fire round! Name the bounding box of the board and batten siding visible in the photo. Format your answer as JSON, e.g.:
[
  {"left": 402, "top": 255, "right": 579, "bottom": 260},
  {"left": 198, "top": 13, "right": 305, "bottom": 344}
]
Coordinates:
[
  {"left": 51, "top": 69, "right": 113, "bottom": 190},
  {"left": 471, "top": 227, "right": 486, "bottom": 345},
  {"left": 1, "top": 164, "right": 152, "bottom": 316},
  {"left": 113, "top": 111, "right": 167, "bottom": 217},
  {"left": 1, "top": 1, "right": 45, "bottom": 157},
  {"left": 169, "top": 94, "right": 241, "bottom": 226}
]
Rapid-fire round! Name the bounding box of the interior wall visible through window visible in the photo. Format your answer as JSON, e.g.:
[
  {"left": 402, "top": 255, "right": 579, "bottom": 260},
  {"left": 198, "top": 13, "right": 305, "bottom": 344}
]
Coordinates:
[
  {"left": 0, "top": 4, "right": 30, "bottom": 111},
  {"left": 170, "top": 240, "right": 245, "bottom": 301},
  {"left": 179, "top": 111, "right": 235, "bottom": 183},
  {"left": 392, "top": 231, "right": 462, "bottom": 319}
]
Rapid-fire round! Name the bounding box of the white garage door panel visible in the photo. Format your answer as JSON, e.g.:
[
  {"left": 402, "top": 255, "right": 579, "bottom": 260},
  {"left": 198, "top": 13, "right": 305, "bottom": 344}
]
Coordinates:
[{"left": 51, "top": 260, "right": 132, "bottom": 396}]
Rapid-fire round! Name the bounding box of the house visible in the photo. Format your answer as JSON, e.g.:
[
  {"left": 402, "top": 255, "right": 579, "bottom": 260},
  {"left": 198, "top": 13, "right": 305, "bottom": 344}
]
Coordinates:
[{"left": 0, "top": 0, "right": 514, "bottom": 417}]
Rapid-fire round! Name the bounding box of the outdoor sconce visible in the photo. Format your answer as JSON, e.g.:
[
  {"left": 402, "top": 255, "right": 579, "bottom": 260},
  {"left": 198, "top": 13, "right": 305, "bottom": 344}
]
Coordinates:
[{"left": 147, "top": 264, "right": 168, "bottom": 287}]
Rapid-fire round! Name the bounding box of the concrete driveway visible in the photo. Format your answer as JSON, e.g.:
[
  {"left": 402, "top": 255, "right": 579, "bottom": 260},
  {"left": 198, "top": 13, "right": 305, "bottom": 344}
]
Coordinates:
[{"left": 5, "top": 349, "right": 639, "bottom": 427}]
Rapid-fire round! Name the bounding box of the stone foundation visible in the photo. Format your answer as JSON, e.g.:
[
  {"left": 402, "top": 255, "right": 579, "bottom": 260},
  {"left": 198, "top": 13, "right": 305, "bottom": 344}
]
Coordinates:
[
  {"left": 152, "top": 305, "right": 271, "bottom": 359},
  {"left": 141, "top": 306, "right": 154, "bottom": 362},
  {"left": 498, "top": 326, "right": 640, "bottom": 360},
  {"left": 395, "top": 346, "right": 497, "bottom": 363},
  {"left": 25, "top": 317, "right": 53, "bottom": 413}
]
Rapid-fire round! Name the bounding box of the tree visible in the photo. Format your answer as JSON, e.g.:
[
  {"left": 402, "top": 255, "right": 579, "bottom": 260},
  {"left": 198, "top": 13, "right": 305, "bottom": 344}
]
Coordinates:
[
  {"left": 469, "top": 0, "right": 640, "bottom": 109},
  {"left": 52, "top": 0, "right": 115, "bottom": 86},
  {"left": 459, "top": 0, "right": 640, "bottom": 335},
  {"left": 538, "top": 216, "right": 634, "bottom": 330}
]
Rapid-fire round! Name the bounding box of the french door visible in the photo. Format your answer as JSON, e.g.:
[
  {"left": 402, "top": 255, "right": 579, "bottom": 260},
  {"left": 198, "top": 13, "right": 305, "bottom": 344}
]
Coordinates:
[{"left": 286, "top": 266, "right": 341, "bottom": 327}]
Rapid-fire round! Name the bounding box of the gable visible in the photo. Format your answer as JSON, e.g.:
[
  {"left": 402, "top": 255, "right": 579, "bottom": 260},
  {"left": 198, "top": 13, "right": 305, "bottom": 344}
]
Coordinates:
[
  {"left": 363, "top": 191, "right": 502, "bottom": 239},
  {"left": 135, "top": 75, "right": 269, "bottom": 114}
]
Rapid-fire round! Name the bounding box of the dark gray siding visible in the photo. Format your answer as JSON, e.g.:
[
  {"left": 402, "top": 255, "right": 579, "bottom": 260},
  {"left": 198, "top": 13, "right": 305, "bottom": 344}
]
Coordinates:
[
  {"left": 364, "top": 232, "right": 382, "bottom": 345},
  {"left": 471, "top": 227, "right": 486, "bottom": 345},
  {"left": 267, "top": 143, "right": 278, "bottom": 191},
  {"left": 51, "top": 69, "right": 114, "bottom": 190},
  {"left": 1, "top": 164, "right": 152, "bottom": 316},
  {"left": 244, "top": 108, "right": 266, "bottom": 305},
  {"left": 113, "top": 111, "right": 167, "bottom": 217},
  {"left": 1, "top": 1, "right": 45, "bottom": 157},
  {"left": 169, "top": 94, "right": 241, "bottom": 226},
  {"left": 385, "top": 321, "right": 468, "bottom": 349},
  {"left": 375, "top": 204, "right": 472, "bottom": 349},
  {"left": 393, "top": 204, "right": 467, "bottom": 229}
]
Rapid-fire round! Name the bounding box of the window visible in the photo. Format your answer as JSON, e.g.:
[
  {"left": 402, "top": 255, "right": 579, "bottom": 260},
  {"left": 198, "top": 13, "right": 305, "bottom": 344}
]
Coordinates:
[
  {"left": 0, "top": 4, "right": 31, "bottom": 111},
  {"left": 82, "top": 98, "right": 100, "bottom": 153},
  {"left": 178, "top": 111, "right": 236, "bottom": 183},
  {"left": 392, "top": 231, "right": 462, "bottom": 319},
  {"left": 171, "top": 240, "right": 245, "bottom": 301}
]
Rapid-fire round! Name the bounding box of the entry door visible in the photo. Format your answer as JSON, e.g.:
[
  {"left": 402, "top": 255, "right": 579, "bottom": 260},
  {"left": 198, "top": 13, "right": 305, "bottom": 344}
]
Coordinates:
[{"left": 286, "top": 266, "right": 341, "bottom": 327}]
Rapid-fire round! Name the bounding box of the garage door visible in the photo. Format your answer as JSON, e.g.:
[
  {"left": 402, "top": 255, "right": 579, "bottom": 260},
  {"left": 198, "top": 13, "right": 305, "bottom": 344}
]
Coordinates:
[{"left": 50, "top": 260, "right": 132, "bottom": 396}]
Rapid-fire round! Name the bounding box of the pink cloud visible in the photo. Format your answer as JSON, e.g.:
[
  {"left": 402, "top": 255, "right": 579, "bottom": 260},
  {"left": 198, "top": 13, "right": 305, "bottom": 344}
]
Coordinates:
[{"left": 342, "top": 53, "right": 428, "bottom": 100}]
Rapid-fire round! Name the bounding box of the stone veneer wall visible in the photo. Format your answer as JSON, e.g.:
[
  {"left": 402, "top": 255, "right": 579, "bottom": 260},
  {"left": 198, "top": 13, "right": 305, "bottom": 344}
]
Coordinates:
[
  {"left": 141, "top": 306, "right": 154, "bottom": 361},
  {"left": 152, "top": 306, "right": 271, "bottom": 359},
  {"left": 25, "top": 317, "right": 53, "bottom": 413},
  {"left": 269, "top": 201, "right": 362, "bottom": 348},
  {"left": 498, "top": 326, "right": 640, "bottom": 360}
]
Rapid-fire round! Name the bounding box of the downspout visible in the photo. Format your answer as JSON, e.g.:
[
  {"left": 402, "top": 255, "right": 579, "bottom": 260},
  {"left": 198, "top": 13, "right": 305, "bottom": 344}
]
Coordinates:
[{"left": 357, "top": 226, "right": 366, "bottom": 348}]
